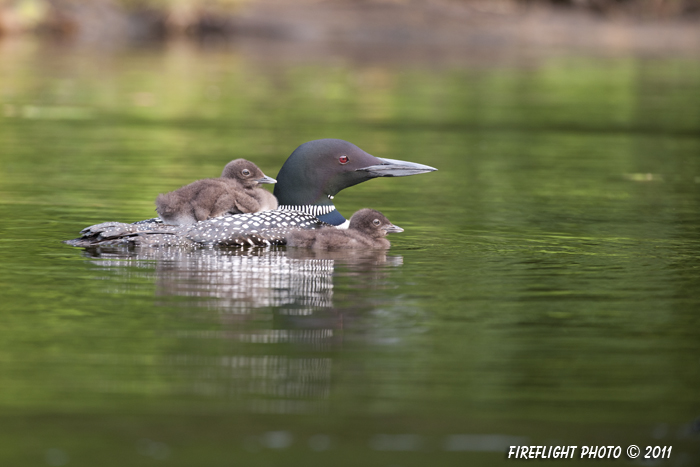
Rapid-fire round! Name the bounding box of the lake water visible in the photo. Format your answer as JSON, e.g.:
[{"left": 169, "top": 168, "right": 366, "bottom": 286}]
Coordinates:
[{"left": 1, "top": 38, "right": 699, "bottom": 466}]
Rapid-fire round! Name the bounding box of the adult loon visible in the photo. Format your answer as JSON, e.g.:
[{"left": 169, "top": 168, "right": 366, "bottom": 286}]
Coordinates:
[
  {"left": 287, "top": 208, "right": 403, "bottom": 250},
  {"left": 155, "top": 159, "right": 277, "bottom": 225},
  {"left": 66, "top": 139, "right": 436, "bottom": 248}
]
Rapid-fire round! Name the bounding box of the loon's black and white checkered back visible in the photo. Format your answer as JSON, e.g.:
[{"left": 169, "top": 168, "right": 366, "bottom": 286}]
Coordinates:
[
  {"left": 66, "top": 209, "right": 330, "bottom": 248},
  {"left": 186, "top": 211, "right": 328, "bottom": 246}
]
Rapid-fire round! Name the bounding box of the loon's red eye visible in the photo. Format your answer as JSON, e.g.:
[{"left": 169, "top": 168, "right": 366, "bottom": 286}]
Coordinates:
[{"left": 338, "top": 155, "right": 349, "bottom": 164}]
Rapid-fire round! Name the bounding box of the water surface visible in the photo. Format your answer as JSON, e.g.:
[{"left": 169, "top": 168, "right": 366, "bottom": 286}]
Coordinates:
[{"left": 1, "top": 39, "right": 699, "bottom": 466}]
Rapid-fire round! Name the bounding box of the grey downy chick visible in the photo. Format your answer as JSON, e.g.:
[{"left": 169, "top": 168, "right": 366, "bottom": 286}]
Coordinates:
[
  {"left": 220, "top": 159, "right": 278, "bottom": 212},
  {"left": 156, "top": 159, "right": 277, "bottom": 225},
  {"left": 286, "top": 208, "right": 403, "bottom": 249}
]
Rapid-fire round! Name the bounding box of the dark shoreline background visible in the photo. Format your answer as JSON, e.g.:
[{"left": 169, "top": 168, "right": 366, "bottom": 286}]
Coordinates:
[{"left": 1, "top": 0, "right": 699, "bottom": 60}]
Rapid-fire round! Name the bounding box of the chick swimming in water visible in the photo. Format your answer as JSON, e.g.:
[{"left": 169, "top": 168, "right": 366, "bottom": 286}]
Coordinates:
[{"left": 286, "top": 208, "right": 403, "bottom": 249}]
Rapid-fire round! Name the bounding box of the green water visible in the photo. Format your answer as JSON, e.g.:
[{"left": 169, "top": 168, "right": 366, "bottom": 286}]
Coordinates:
[{"left": 1, "top": 39, "right": 699, "bottom": 466}]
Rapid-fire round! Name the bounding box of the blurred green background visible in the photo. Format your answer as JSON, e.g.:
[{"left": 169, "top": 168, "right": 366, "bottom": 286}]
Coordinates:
[{"left": 1, "top": 2, "right": 700, "bottom": 466}]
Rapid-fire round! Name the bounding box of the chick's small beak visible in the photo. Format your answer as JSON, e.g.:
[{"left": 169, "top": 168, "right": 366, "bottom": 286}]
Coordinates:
[
  {"left": 256, "top": 175, "right": 277, "bottom": 184},
  {"left": 383, "top": 223, "right": 404, "bottom": 234}
]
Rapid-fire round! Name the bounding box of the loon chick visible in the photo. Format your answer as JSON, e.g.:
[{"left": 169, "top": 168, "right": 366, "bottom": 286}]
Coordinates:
[
  {"left": 287, "top": 209, "right": 403, "bottom": 250},
  {"left": 155, "top": 159, "right": 277, "bottom": 225},
  {"left": 66, "top": 140, "right": 436, "bottom": 248},
  {"left": 221, "top": 159, "right": 278, "bottom": 212}
]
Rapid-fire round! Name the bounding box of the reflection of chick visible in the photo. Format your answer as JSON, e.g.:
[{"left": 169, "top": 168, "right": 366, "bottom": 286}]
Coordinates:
[
  {"left": 156, "top": 159, "right": 278, "bottom": 226},
  {"left": 287, "top": 209, "right": 403, "bottom": 249}
]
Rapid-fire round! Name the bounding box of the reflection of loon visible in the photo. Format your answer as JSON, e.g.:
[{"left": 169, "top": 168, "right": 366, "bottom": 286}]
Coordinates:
[
  {"left": 66, "top": 139, "right": 436, "bottom": 247},
  {"left": 85, "top": 245, "right": 403, "bottom": 413},
  {"left": 86, "top": 245, "right": 402, "bottom": 314}
]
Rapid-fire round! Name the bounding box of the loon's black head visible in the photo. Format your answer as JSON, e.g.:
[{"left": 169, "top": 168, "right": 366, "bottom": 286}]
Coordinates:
[{"left": 274, "top": 139, "right": 436, "bottom": 209}]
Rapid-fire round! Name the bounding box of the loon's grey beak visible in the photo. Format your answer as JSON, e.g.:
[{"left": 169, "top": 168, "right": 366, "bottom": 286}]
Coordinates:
[
  {"left": 356, "top": 157, "right": 437, "bottom": 177},
  {"left": 383, "top": 223, "right": 404, "bottom": 234},
  {"left": 256, "top": 175, "right": 277, "bottom": 184}
]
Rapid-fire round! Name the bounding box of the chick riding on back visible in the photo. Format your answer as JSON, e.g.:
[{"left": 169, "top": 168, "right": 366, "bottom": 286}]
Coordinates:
[{"left": 155, "top": 159, "right": 277, "bottom": 226}]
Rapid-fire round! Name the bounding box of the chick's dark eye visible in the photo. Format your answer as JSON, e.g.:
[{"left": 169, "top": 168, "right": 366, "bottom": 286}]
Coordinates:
[
  {"left": 372, "top": 219, "right": 381, "bottom": 226},
  {"left": 338, "top": 155, "right": 349, "bottom": 164},
  {"left": 242, "top": 169, "right": 251, "bottom": 176}
]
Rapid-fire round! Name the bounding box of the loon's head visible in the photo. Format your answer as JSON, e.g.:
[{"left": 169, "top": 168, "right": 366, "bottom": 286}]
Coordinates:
[
  {"left": 349, "top": 209, "right": 404, "bottom": 238},
  {"left": 274, "top": 139, "right": 436, "bottom": 225},
  {"left": 221, "top": 159, "right": 277, "bottom": 189}
]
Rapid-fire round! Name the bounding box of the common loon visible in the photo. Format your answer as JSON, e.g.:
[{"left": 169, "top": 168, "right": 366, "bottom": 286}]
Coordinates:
[
  {"left": 287, "top": 209, "right": 403, "bottom": 250},
  {"left": 66, "top": 139, "right": 436, "bottom": 248},
  {"left": 155, "top": 159, "right": 277, "bottom": 225},
  {"left": 274, "top": 139, "right": 435, "bottom": 227}
]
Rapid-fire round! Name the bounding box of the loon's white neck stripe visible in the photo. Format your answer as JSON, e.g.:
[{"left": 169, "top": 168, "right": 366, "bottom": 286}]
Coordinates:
[{"left": 278, "top": 205, "right": 336, "bottom": 217}]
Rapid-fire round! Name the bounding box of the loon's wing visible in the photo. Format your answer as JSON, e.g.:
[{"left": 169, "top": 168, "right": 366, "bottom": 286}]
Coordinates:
[
  {"left": 65, "top": 211, "right": 330, "bottom": 248},
  {"left": 64, "top": 220, "right": 181, "bottom": 247},
  {"left": 184, "top": 211, "right": 329, "bottom": 247}
]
